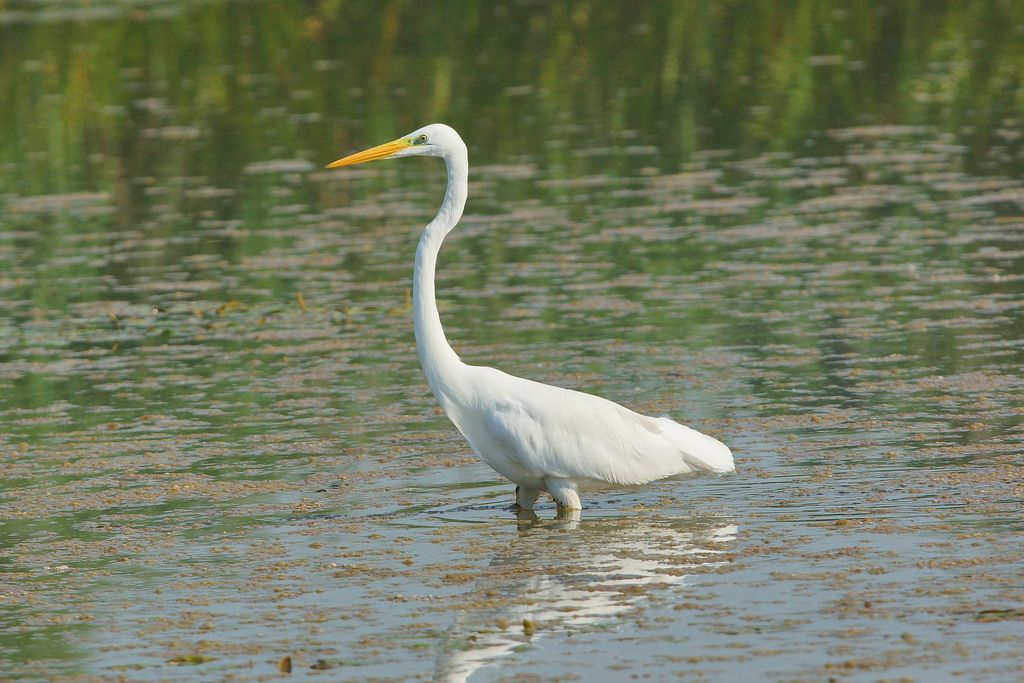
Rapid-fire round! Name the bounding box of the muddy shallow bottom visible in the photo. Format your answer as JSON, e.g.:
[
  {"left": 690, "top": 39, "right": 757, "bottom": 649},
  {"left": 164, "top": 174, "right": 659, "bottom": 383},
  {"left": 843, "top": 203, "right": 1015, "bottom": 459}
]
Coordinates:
[{"left": 5, "top": 456, "right": 1023, "bottom": 682}]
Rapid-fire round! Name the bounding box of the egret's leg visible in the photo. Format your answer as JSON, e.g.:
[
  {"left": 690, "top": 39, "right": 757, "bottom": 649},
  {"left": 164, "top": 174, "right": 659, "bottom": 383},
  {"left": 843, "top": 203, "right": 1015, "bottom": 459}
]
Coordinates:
[
  {"left": 516, "top": 508, "right": 539, "bottom": 526},
  {"left": 545, "top": 477, "right": 582, "bottom": 511},
  {"left": 553, "top": 507, "right": 581, "bottom": 526},
  {"left": 515, "top": 485, "right": 540, "bottom": 511}
]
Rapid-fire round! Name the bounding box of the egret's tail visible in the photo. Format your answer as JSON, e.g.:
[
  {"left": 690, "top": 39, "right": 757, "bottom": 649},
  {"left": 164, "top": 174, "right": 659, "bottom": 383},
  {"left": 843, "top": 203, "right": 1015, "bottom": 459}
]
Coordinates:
[{"left": 656, "top": 417, "right": 735, "bottom": 474}]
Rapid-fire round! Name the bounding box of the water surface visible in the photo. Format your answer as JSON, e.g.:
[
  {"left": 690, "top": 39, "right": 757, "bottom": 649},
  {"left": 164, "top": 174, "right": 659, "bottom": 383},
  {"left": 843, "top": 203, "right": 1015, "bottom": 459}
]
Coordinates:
[{"left": 2, "top": 2, "right": 1023, "bottom": 681}]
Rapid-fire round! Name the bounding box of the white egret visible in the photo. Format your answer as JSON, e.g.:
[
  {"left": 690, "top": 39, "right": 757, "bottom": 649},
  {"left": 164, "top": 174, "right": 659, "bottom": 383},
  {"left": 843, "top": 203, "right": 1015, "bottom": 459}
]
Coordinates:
[{"left": 327, "top": 124, "right": 733, "bottom": 511}]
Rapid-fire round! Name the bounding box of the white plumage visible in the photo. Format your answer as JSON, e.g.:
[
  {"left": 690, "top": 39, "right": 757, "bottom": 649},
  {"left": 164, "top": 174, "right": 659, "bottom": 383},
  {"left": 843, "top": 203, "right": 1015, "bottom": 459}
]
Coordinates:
[{"left": 327, "top": 123, "right": 734, "bottom": 511}]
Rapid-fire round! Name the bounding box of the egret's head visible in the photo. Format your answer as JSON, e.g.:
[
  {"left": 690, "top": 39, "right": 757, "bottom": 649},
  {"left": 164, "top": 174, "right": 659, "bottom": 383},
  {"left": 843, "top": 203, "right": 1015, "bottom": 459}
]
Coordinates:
[{"left": 326, "top": 123, "right": 465, "bottom": 169}]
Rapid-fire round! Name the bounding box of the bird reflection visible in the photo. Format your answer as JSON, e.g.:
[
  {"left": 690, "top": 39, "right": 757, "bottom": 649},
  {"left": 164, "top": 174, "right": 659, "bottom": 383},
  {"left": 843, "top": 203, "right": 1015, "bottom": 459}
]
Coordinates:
[{"left": 434, "top": 513, "right": 737, "bottom": 682}]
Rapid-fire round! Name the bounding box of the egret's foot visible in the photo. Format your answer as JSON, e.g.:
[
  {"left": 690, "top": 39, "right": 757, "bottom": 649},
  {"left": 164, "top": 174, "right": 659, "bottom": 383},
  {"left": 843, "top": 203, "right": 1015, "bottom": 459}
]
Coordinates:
[
  {"left": 515, "top": 485, "right": 540, "bottom": 511},
  {"left": 545, "top": 477, "right": 582, "bottom": 511},
  {"left": 554, "top": 507, "right": 582, "bottom": 524},
  {"left": 515, "top": 508, "right": 539, "bottom": 525}
]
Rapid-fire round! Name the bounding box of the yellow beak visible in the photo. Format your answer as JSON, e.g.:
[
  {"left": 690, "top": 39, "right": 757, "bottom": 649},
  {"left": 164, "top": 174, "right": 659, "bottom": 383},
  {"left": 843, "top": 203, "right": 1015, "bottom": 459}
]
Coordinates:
[{"left": 326, "top": 137, "right": 411, "bottom": 168}]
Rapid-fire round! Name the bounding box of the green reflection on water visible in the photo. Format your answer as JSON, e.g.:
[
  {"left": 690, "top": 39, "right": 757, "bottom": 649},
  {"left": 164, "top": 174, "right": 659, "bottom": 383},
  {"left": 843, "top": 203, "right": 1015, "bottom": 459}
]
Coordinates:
[{"left": 3, "top": 1, "right": 1023, "bottom": 198}]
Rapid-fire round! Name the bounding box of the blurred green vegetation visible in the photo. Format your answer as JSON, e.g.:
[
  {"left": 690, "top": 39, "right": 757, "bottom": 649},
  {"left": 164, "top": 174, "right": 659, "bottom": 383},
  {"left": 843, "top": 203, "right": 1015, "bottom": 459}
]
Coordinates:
[
  {"left": 1, "top": 0, "right": 1023, "bottom": 201},
  {"left": 0, "top": 0, "right": 1021, "bottom": 413}
]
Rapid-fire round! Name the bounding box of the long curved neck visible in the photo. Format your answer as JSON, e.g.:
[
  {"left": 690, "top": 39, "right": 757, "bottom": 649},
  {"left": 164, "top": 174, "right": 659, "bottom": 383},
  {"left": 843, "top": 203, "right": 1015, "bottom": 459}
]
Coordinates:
[{"left": 414, "top": 149, "right": 469, "bottom": 403}]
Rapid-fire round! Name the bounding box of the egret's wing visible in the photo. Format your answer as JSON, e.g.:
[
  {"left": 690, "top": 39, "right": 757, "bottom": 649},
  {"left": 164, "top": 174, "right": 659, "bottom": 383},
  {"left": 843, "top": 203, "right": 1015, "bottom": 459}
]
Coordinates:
[{"left": 478, "top": 369, "right": 732, "bottom": 486}]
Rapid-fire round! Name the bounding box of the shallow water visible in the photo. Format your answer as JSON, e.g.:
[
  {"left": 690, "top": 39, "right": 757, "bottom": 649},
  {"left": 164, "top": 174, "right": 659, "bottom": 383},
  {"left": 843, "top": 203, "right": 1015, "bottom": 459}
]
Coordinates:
[{"left": 2, "top": 2, "right": 1023, "bottom": 681}]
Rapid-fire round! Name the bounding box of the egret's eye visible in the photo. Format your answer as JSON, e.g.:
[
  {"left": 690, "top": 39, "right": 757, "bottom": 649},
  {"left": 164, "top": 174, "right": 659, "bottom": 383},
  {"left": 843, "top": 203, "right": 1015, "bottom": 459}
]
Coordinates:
[{"left": 417, "top": 134, "right": 428, "bottom": 144}]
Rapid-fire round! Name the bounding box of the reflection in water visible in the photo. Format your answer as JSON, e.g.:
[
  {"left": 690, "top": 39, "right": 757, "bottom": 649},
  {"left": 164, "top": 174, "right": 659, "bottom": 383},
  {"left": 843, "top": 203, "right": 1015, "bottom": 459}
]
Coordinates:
[{"left": 434, "top": 516, "right": 737, "bottom": 683}]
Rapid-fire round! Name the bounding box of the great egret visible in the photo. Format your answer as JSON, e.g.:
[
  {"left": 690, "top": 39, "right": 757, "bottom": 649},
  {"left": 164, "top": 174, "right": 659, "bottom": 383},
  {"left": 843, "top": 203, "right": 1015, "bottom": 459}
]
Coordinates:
[{"left": 327, "top": 124, "right": 734, "bottom": 511}]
